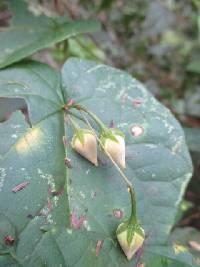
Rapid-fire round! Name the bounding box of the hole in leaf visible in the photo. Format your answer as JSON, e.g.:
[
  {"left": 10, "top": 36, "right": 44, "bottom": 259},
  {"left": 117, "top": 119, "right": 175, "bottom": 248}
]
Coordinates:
[{"left": 0, "top": 97, "right": 31, "bottom": 126}]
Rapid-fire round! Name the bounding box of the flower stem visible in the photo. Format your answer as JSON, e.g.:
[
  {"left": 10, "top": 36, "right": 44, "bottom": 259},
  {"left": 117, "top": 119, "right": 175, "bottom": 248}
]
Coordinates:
[
  {"left": 72, "top": 104, "right": 107, "bottom": 131},
  {"left": 79, "top": 111, "right": 138, "bottom": 225},
  {"left": 67, "top": 115, "right": 80, "bottom": 132},
  {"left": 129, "top": 186, "right": 137, "bottom": 224}
]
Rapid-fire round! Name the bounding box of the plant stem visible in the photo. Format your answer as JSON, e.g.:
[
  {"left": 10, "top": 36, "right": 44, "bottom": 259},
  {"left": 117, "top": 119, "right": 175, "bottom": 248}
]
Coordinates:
[
  {"left": 129, "top": 186, "right": 137, "bottom": 224},
  {"left": 79, "top": 111, "right": 138, "bottom": 225},
  {"left": 67, "top": 115, "right": 80, "bottom": 132},
  {"left": 72, "top": 104, "right": 107, "bottom": 131}
]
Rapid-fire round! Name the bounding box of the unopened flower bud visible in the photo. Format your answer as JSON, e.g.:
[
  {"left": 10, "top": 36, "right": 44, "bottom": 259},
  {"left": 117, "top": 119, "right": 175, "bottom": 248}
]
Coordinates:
[
  {"left": 102, "top": 129, "right": 125, "bottom": 169},
  {"left": 72, "top": 129, "right": 98, "bottom": 166},
  {"left": 116, "top": 221, "right": 145, "bottom": 261}
]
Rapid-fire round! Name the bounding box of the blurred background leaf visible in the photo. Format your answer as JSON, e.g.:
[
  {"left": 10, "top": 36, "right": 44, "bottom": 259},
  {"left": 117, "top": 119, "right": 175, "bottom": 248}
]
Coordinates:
[{"left": 0, "top": 0, "right": 100, "bottom": 68}]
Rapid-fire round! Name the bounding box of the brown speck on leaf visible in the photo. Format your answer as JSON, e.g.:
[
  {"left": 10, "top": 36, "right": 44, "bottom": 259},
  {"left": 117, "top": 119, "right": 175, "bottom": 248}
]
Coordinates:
[
  {"left": 137, "top": 263, "right": 145, "bottom": 267},
  {"left": 64, "top": 157, "right": 72, "bottom": 168},
  {"left": 4, "top": 235, "right": 15, "bottom": 245},
  {"left": 109, "top": 120, "right": 115, "bottom": 128},
  {"left": 12, "top": 181, "right": 30, "bottom": 193},
  {"left": 131, "top": 125, "right": 144, "bottom": 137},
  {"left": 70, "top": 209, "right": 86, "bottom": 229},
  {"left": 48, "top": 185, "right": 64, "bottom": 196},
  {"left": 113, "top": 209, "right": 123, "bottom": 219},
  {"left": 132, "top": 99, "right": 143, "bottom": 108},
  {"left": 96, "top": 240, "right": 103, "bottom": 257},
  {"left": 37, "top": 199, "right": 53, "bottom": 217}
]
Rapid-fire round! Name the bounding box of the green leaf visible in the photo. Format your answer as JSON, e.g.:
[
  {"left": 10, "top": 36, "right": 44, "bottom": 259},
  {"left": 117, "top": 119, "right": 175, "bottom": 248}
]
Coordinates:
[
  {"left": 0, "top": 58, "right": 196, "bottom": 266},
  {"left": 0, "top": 0, "right": 100, "bottom": 69}
]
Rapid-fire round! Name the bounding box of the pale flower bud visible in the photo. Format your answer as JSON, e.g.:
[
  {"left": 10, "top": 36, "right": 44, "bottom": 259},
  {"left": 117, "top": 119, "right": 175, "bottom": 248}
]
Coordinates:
[
  {"left": 116, "top": 222, "right": 145, "bottom": 261},
  {"left": 72, "top": 130, "right": 98, "bottom": 166},
  {"left": 103, "top": 130, "right": 126, "bottom": 169}
]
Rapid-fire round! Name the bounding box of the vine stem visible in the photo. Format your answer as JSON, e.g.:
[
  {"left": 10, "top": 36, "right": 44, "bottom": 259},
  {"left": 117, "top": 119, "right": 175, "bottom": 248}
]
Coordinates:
[{"left": 79, "top": 110, "right": 138, "bottom": 225}]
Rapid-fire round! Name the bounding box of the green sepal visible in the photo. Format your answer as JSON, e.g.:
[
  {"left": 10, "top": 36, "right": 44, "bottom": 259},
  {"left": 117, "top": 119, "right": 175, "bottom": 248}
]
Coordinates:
[
  {"left": 112, "top": 128, "right": 125, "bottom": 138},
  {"left": 116, "top": 220, "right": 129, "bottom": 236},
  {"left": 72, "top": 129, "right": 93, "bottom": 146},
  {"left": 116, "top": 220, "right": 145, "bottom": 246},
  {"left": 135, "top": 223, "right": 145, "bottom": 239},
  {"left": 100, "top": 128, "right": 125, "bottom": 145},
  {"left": 127, "top": 224, "right": 136, "bottom": 246}
]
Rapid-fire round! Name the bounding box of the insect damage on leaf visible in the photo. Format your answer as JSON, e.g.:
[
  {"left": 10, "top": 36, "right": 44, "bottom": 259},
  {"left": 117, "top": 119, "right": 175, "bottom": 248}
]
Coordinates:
[
  {"left": 48, "top": 185, "right": 64, "bottom": 197},
  {"left": 12, "top": 181, "right": 30, "bottom": 193},
  {"left": 70, "top": 209, "right": 86, "bottom": 229},
  {"left": 64, "top": 157, "right": 72, "bottom": 168},
  {"left": 96, "top": 240, "right": 104, "bottom": 257}
]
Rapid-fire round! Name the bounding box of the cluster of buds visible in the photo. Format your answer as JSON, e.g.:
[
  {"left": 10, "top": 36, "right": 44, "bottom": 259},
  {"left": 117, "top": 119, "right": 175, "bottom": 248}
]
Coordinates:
[
  {"left": 66, "top": 101, "right": 145, "bottom": 262},
  {"left": 116, "top": 221, "right": 145, "bottom": 261},
  {"left": 71, "top": 126, "right": 125, "bottom": 169}
]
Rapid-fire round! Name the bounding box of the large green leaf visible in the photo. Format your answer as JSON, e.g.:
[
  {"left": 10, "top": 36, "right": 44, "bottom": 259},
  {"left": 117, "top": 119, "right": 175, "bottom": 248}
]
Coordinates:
[
  {"left": 0, "top": 59, "right": 197, "bottom": 267},
  {"left": 0, "top": 1, "right": 100, "bottom": 69}
]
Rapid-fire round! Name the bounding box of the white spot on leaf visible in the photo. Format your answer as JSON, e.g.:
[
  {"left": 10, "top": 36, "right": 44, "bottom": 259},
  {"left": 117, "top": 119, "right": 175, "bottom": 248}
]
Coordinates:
[{"left": 131, "top": 125, "right": 144, "bottom": 137}]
